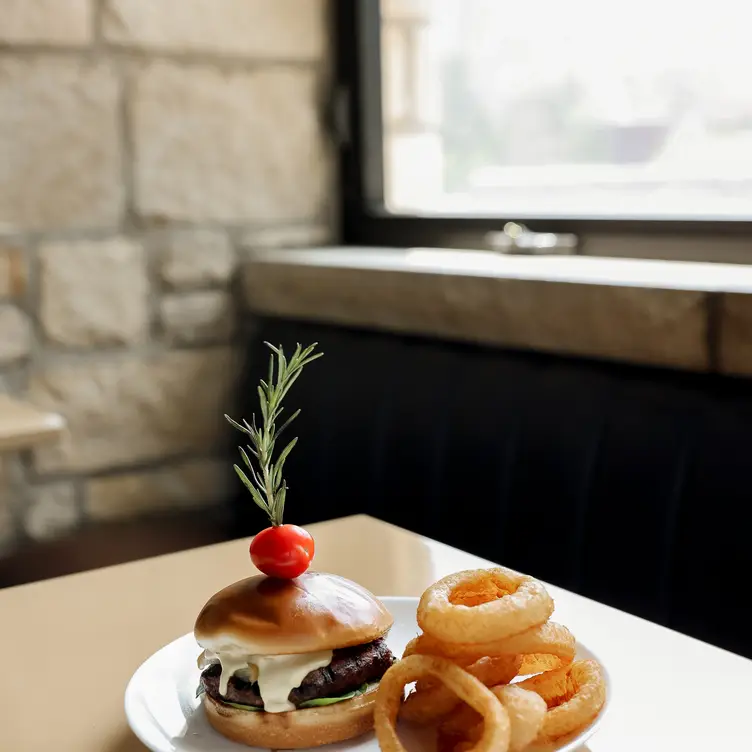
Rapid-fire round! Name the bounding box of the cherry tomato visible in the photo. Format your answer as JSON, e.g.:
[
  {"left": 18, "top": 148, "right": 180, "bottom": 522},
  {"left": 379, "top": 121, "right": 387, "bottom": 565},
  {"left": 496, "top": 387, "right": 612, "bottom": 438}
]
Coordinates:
[{"left": 250, "top": 524, "right": 315, "bottom": 579}]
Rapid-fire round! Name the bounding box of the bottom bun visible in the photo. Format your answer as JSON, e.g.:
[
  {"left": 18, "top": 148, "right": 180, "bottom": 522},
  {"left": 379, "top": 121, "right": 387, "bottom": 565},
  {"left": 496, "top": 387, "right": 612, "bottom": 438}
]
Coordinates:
[{"left": 203, "top": 687, "right": 378, "bottom": 749}]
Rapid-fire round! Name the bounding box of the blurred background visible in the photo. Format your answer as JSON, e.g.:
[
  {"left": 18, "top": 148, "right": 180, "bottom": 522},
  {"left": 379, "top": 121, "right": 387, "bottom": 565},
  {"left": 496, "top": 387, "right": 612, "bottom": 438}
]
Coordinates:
[
  {"left": 383, "top": 0, "right": 752, "bottom": 218},
  {"left": 0, "top": 0, "right": 750, "bottom": 660},
  {"left": 0, "top": 0, "right": 334, "bottom": 579}
]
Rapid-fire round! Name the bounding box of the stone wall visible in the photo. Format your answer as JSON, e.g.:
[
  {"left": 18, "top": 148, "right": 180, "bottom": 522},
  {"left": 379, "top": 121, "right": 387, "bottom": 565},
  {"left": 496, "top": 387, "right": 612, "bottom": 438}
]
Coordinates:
[{"left": 0, "top": 0, "right": 335, "bottom": 551}]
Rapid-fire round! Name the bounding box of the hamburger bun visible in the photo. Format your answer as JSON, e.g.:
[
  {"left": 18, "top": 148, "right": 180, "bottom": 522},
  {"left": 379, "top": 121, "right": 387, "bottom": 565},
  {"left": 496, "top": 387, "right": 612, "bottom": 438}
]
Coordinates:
[
  {"left": 203, "top": 685, "right": 379, "bottom": 749},
  {"left": 194, "top": 571, "right": 393, "bottom": 655}
]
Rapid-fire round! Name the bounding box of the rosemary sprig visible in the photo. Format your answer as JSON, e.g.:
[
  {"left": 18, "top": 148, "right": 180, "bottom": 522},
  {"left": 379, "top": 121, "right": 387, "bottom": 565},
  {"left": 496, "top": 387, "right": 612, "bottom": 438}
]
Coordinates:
[{"left": 225, "top": 342, "right": 322, "bottom": 526}]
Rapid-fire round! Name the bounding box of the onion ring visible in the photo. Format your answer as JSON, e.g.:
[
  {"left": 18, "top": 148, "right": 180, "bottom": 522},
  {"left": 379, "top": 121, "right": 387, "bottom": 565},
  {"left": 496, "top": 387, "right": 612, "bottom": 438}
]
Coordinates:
[
  {"left": 517, "top": 659, "right": 606, "bottom": 741},
  {"left": 418, "top": 568, "right": 554, "bottom": 644},
  {"left": 400, "top": 654, "right": 521, "bottom": 724},
  {"left": 411, "top": 621, "right": 575, "bottom": 667},
  {"left": 518, "top": 653, "right": 567, "bottom": 675},
  {"left": 401, "top": 636, "right": 423, "bottom": 659},
  {"left": 401, "top": 637, "right": 467, "bottom": 719},
  {"left": 439, "top": 684, "right": 547, "bottom": 752},
  {"left": 437, "top": 729, "right": 479, "bottom": 752},
  {"left": 493, "top": 685, "right": 548, "bottom": 751},
  {"left": 374, "top": 655, "right": 511, "bottom": 752}
]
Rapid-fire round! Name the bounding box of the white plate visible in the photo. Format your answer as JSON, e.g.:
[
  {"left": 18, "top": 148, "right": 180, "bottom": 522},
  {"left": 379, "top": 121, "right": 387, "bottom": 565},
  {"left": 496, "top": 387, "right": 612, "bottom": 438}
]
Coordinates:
[{"left": 125, "top": 597, "right": 610, "bottom": 752}]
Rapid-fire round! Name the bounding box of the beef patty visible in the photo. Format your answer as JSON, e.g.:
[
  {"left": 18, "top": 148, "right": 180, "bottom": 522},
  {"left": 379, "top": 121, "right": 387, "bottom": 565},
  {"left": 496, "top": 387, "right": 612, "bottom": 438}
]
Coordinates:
[{"left": 200, "top": 638, "right": 395, "bottom": 709}]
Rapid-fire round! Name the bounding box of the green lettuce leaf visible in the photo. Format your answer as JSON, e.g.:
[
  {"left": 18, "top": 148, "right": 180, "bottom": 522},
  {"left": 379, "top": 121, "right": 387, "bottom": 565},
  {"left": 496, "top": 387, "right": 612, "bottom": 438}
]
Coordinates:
[
  {"left": 195, "top": 682, "right": 378, "bottom": 711},
  {"left": 195, "top": 686, "right": 262, "bottom": 712},
  {"left": 224, "top": 702, "right": 263, "bottom": 711},
  {"left": 298, "top": 682, "right": 376, "bottom": 709}
]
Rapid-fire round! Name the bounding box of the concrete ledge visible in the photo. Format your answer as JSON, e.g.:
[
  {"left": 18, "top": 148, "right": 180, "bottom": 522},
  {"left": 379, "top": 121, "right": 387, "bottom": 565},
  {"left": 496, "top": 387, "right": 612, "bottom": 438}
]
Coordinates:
[
  {"left": 241, "top": 247, "right": 752, "bottom": 375},
  {"left": 0, "top": 395, "right": 65, "bottom": 452}
]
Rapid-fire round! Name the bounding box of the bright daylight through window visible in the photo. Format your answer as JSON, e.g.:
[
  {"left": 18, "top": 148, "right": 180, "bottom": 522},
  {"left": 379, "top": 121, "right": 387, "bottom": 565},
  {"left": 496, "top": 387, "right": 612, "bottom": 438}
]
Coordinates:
[{"left": 381, "top": 0, "right": 752, "bottom": 221}]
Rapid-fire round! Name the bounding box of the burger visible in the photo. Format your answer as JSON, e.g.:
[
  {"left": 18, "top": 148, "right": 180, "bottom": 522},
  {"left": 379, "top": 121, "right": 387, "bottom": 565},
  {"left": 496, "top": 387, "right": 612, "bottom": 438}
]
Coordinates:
[{"left": 194, "top": 571, "right": 395, "bottom": 749}]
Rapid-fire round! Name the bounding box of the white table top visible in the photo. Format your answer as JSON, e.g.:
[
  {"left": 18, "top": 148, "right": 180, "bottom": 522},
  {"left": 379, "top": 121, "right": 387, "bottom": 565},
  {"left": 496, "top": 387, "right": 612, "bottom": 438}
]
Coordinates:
[{"left": 0, "top": 514, "right": 749, "bottom": 750}]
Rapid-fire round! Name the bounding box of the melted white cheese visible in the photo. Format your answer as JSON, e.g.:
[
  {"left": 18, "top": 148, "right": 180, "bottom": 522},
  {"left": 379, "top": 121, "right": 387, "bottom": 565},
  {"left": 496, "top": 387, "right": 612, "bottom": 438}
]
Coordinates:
[
  {"left": 213, "top": 649, "right": 333, "bottom": 713},
  {"left": 197, "top": 649, "right": 217, "bottom": 670},
  {"left": 217, "top": 652, "right": 252, "bottom": 696},
  {"left": 253, "top": 652, "right": 333, "bottom": 712}
]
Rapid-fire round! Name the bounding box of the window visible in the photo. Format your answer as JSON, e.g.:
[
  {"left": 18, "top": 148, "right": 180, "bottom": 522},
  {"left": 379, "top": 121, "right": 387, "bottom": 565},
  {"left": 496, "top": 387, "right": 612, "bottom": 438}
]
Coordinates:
[{"left": 337, "top": 0, "right": 752, "bottom": 260}]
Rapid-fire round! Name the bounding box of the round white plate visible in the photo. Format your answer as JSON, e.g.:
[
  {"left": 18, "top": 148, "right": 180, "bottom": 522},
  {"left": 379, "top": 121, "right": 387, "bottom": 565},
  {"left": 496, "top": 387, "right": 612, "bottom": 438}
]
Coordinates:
[{"left": 125, "top": 596, "right": 609, "bottom": 752}]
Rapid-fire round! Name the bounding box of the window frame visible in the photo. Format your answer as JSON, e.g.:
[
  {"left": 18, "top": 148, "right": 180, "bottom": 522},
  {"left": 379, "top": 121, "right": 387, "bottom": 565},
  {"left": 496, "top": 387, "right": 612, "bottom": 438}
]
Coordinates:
[{"left": 334, "top": 0, "right": 752, "bottom": 256}]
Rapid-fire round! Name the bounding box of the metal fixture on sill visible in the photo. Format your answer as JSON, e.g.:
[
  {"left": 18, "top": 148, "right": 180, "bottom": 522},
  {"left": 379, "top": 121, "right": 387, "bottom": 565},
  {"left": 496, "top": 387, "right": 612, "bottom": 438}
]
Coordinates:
[{"left": 486, "top": 222, "right": 579, "bottom": 255}]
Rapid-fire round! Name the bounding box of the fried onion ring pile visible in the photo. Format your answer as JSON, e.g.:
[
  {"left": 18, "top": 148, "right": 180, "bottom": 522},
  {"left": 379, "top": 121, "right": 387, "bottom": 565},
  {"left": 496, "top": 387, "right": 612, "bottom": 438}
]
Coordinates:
[
  {"left": 374, "top": 567, "right": 607, "bottom": 752},
  {"left": 374, "top": 655, "right": 510, "bottom": 752}
]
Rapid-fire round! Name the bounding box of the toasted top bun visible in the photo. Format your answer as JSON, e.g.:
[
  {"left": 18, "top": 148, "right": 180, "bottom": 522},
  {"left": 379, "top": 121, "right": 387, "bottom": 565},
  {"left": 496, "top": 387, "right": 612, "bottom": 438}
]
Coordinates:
[{"left": 194, "top": 571, "right": 393, "bottom": 655}]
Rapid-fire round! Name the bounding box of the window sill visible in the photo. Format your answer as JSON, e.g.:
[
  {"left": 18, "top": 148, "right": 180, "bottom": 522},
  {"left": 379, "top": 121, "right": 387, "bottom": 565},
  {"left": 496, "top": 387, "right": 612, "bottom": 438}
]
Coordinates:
[{"left": 241, "top": 247, "right": 752, "bottom": 375}]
